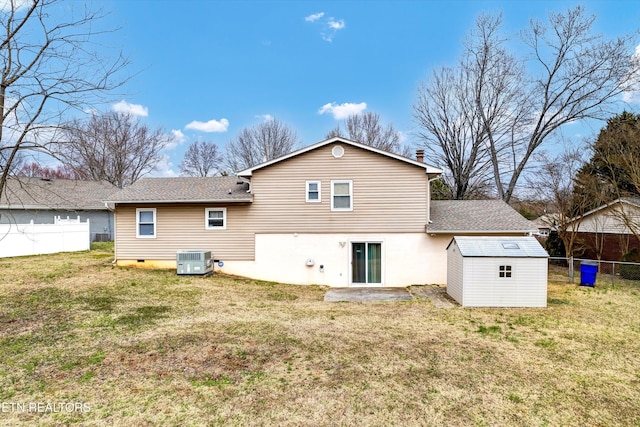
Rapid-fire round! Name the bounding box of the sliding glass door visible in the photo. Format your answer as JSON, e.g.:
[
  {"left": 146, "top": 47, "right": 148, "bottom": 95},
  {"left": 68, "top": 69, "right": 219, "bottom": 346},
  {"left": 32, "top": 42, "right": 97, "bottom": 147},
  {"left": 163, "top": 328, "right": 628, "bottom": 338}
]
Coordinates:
[{"left": 351, "top": 242, "right": 382, "bottom": 285}]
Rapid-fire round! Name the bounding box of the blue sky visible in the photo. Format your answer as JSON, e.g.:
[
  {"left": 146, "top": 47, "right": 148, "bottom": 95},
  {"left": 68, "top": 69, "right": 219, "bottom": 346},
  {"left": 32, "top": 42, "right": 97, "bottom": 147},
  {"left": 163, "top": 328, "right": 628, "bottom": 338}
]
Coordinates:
[{"left": 98, "top": 0, "right": 640, "bottom": 176}]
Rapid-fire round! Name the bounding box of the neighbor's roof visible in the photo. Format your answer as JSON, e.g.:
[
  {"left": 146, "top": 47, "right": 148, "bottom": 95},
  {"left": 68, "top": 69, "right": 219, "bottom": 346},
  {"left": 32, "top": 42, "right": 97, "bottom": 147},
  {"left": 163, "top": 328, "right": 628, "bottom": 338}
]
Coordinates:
[
  {"left": 236, "top": 136, "right": 442, "bottom": 177},
  {"left": 532, "top": 213, "right": 560, "bottom": 229},
  {"left": 447, "top": 236, "right": 549, "bottom": 258},
  {"left": 105, "top": 176, "right": 252, "bottom": 204},
  {"left": 567, "top": 197, "right": 640, "bottom": 224},
  {"left": 428, "top": 200, "right": 537, "bottom": 234},
  {"left": 0, "top": 178, "right": 118, "bottom": 210}
]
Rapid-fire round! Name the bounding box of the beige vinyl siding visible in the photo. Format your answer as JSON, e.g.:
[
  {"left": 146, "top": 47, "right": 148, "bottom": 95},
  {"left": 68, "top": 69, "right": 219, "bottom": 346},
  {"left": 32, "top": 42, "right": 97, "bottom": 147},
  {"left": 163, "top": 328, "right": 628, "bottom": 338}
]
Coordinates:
[
  {"left": 577, "top": 204, "right": 640, "bottom": 234},
  {"left": 115, "top": 204, "right": 254, "bottom": 261},
  {"left": 115, "top": 143, "right": 431, "bottom": 262},
  {"left": 247, "top": 143, "right": 429, "bottom": 233}
]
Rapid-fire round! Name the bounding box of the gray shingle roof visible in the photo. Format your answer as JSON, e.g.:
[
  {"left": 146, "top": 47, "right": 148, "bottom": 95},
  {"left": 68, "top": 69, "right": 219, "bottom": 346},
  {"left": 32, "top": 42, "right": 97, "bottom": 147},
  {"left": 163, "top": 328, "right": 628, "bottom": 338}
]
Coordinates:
[
  {"left": 448, "top": 236, "right": 549, "bottom": 257},
  {"left": 429, "top": 200, "right": 537, "bottom": 234},
  {"left": 106, "top": 176, "right": 252, "bottom": 203},
  {"left": 0, "top": 178, "right": 118, "bottom": 210}
]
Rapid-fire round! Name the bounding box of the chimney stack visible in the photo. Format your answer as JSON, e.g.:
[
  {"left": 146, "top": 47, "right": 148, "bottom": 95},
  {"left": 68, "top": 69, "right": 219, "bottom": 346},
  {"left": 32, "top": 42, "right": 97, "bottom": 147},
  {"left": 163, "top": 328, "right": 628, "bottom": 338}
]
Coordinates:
[{"left": 416, "top": 149, "right": 424, "bottom": 163}]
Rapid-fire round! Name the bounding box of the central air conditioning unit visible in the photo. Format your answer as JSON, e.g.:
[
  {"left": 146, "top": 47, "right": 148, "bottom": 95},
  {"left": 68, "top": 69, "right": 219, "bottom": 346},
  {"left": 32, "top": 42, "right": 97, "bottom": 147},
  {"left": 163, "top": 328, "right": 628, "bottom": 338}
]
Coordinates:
[{"left": 176, "top": 250, "right": 213, "bottom": 276}]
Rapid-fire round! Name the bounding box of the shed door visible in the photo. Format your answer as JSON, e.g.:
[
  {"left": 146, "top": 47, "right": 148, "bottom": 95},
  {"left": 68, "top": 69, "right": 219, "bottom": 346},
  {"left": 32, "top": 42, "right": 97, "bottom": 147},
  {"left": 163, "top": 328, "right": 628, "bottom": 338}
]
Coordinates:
[{"left": 351, "top": 242, "right": 382, "bottom": 286}]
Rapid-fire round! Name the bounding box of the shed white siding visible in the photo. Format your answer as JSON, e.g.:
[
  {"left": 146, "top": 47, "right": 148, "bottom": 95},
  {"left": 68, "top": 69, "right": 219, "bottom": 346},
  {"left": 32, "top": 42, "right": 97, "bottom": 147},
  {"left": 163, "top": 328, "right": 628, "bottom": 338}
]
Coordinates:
[
  {"left": 447, "top": 236, "right": 548, "bottom": 308},
  {"left": 446, "top": 239, "right": 464, "bottom": 303}
]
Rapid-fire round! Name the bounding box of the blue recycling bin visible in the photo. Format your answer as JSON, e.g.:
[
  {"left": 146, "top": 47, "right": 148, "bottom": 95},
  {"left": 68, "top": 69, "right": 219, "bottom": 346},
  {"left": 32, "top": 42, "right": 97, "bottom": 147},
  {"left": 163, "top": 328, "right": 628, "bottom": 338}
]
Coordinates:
[{"left": 580, "top": 261, "right": 598, "bottom": 287}]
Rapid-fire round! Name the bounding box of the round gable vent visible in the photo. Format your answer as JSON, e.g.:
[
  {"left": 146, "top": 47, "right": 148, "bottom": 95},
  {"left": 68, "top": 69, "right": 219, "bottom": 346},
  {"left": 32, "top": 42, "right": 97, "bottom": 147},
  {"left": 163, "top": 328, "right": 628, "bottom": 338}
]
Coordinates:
[{"left": 332, "top": 145, "right": 345, "bottom": 158}]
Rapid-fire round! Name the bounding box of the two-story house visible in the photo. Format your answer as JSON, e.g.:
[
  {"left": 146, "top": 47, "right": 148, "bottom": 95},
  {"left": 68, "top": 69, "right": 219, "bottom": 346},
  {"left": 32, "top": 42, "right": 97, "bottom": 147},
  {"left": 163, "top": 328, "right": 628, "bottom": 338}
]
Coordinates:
[{"left": 107, "top": 137, "right": 536, "bottom": 286}]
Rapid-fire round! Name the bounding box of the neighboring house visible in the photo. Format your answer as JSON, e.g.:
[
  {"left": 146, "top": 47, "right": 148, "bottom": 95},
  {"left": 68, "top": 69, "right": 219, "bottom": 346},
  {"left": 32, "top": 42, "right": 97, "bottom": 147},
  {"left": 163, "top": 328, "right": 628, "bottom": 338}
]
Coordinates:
[
  {"left": 0, "top": 178, "right": 117, "bottom": 241},
  {"left": 567, "top": 198, "right": 640, "bottom": 260},
  {"left": 106, "top": 137, "right": 537, "bottom": 286},
  {"left": 532, "top": 214, "right": 559, "bottom": 238}
]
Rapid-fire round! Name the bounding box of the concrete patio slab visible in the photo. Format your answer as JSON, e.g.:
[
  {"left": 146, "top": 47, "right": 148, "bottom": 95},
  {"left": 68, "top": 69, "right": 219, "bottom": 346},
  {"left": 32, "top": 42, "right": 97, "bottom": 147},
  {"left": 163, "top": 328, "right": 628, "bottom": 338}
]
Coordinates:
[{"left": 324, "top": 287, "right": 413, "bottom": 302}]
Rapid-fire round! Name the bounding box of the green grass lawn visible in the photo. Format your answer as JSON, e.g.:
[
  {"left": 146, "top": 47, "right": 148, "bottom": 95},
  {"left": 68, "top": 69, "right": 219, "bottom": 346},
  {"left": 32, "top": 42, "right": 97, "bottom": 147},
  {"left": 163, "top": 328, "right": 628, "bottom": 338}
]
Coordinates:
[{"left": 0, "top": 244, "right": 639, "bottom": 426}]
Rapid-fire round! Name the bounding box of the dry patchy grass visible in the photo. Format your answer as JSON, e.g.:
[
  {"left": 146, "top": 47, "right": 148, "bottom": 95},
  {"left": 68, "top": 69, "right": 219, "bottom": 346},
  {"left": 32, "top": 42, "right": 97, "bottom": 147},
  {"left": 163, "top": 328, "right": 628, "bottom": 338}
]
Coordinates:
[{"left": 0, "top": 246, "right": 639, "bottom": 426}]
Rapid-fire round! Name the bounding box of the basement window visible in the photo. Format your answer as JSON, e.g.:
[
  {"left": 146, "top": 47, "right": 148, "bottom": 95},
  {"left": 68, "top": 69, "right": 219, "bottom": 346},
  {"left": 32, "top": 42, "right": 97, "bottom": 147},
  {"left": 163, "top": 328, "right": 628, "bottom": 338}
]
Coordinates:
[{"left": 499, "top": 265, "right": 512, "bottom": 278}]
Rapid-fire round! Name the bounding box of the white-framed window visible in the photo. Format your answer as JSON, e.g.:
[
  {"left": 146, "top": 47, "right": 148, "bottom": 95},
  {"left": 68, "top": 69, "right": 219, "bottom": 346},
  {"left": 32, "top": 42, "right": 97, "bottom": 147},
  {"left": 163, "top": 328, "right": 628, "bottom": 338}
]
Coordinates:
[
  {"left": 499, "top": 265, "right": 512, "bottom": 278},
  {"left": 205, "top": 208, "right": 227, "bottom": 230},
  {"left": 331, "top": 180, "right": 353, "bottom": 211},
  {"left": 306, "top": 181, "right": 321, "bottom": 202},
  {"left": 136, "top": 208, "right": 156, "bottom": 238}
]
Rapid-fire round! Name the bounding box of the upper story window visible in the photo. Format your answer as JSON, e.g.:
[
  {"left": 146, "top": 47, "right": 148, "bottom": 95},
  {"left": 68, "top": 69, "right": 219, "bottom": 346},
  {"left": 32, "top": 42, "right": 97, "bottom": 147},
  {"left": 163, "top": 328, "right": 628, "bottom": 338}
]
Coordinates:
[
  {"left": 205, "top": 208, "right": 227, "bottom": 230},
  {"left": 331, "top": 180, "right": 353, "bottom": 211},
  {"left": 306, "top": 181, "right": 321, "bottom": 202},
  {"left": 499, "top": 265, "right": 512, "bottom": 278},
  {"left": 136, "top": 208, "right": 156, "bottom": 238}
]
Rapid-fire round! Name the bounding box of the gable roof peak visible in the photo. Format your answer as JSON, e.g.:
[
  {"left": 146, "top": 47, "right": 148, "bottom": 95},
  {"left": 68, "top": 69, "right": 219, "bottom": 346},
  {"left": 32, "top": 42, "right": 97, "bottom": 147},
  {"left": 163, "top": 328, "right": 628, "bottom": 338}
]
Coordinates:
[{"left": 236, "top": 137, "right": 442, "bottom": 177}]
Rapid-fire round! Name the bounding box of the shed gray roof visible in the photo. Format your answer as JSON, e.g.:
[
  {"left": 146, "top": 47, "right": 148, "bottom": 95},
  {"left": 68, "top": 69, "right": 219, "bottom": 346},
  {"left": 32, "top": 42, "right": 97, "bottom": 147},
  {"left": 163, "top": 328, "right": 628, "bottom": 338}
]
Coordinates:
[
  {"left": 106, "top": 176, "right": 252, "bottom": 204},
  {"left": 0, "top": 178, "right": 118, "bottom": 210},
  {"left": 429, "top": 200, "right": 537, "bottom": 234},
  {"left": 448, "top": 236, "right": 549, "bottom": 258}
]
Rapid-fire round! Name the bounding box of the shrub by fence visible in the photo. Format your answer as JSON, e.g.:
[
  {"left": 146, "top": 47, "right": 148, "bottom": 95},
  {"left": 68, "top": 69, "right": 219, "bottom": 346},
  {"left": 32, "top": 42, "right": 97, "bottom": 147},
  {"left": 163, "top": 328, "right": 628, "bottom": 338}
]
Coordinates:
[{"left": 0, "top": 219, "right": 90, "bottom": 258}]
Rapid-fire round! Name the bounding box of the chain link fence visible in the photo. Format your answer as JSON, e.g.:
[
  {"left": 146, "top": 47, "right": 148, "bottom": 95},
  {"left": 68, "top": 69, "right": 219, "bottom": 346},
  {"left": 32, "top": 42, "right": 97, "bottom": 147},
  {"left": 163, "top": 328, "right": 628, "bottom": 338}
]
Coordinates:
[{"left": 549, "top": 257, "right": 640, "bottom": 284}]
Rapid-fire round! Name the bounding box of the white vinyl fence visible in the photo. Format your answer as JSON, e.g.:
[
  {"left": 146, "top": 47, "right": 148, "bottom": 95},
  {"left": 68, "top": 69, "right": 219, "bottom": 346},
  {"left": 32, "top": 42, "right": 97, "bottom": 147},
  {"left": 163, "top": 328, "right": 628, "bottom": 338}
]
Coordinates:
[{"left": 0, "top": 217, "right": 90, "bottom": 258}]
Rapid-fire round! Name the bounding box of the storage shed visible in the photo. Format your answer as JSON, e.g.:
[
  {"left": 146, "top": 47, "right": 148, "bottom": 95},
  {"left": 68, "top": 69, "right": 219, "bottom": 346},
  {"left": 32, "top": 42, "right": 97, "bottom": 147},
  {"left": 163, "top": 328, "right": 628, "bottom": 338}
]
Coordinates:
[{"left": 446, "top": 236, "right": 549, "bottom": 307}]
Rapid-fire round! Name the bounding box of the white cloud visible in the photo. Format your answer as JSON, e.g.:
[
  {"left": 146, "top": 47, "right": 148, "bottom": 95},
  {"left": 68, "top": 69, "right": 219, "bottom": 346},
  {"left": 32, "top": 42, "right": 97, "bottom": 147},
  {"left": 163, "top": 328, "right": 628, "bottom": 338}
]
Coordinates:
[
  {"left": 623, "top": 90, "right": 640, "bottom": 104},
  {"left": 149, "top": 154, "right": 178, "bottom": 178},
  {"left": 622, "top": 43, "right": 640, "bottom": 103},
  {"left": 305, "top": 12, "right": 345, "bottom": 42},
  {"left": 328, "top": 18, "right": 345, "bottom": 30},
  {"left": 305, "top": 12, "right": 325, "bottom": 22},
  {"left": 171, "top": 129, "right": 186, "bottom": 144},
  {"left": 0, "top": 0, "right": 31, "bottom": 12},
  {"left": 318, "top": 102, "right": 367, "bottom": 120},
  {"left": 163, "top": 129, "right": 186, "bottom": 150},
  {"left": 322, "top": 17, "right": 346, "bottom": 42},
  {"left": 185, "top": 117, "right": 229, "bottom": 133},
  {"left": 396, "top": 131, "right": 407, "bottom": 143},
  {"left": 256, "top": 114, "right": 274, "bottom": 122},
  {"left": 112, "top": 100, "right": 149, "bottom": 117}
]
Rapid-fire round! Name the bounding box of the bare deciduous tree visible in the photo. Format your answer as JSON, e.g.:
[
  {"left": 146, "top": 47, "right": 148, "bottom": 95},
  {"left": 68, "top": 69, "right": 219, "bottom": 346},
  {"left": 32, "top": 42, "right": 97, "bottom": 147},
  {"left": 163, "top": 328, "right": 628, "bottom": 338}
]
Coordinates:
[
  {"left": 0, "top": 0, "right": 128, "bottom": 199},
  {"left": 414, "top": 6, "right": 640, "bottom": 202},
  {"left": 526, "top": 147, "right": 588, "bottom": 258},
  {"left": 326, "top": 112, "right": 411, "bottom": 157},
  {"left": 414, "top": 65, "right": 495, "bottom": 199},
  {"left": 179, "top": 140, "right": 223, "bottom": 177},
  {"left": 226, "top": 118, "right": 299, "bottom": 172},
  {"left": 60, "top": 112, "right": 170, "bottom": 188}
]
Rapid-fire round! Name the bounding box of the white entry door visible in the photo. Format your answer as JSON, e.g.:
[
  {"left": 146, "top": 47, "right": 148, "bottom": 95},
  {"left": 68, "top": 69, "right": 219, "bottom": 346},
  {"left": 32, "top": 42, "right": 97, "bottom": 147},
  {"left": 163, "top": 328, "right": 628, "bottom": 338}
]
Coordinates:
[{"left": 351, "top": 242, "right": 382, "bottom": 286}]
